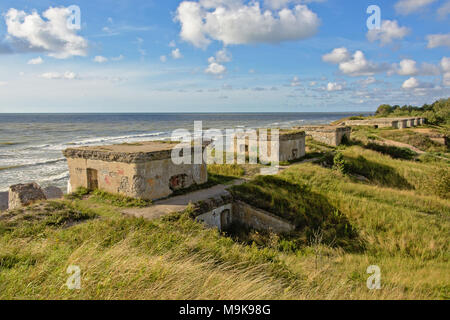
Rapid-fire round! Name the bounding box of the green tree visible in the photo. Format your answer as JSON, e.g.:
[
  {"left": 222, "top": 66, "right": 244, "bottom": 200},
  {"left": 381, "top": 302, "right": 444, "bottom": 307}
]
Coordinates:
[{"left": 376, "top": 104, "right": 393, "bottom": 116}]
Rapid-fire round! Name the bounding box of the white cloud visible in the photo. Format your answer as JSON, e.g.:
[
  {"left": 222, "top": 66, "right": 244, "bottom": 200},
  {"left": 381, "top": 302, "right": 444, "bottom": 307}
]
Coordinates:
[
  {"left": 327, "top": 82, "right": 344, "bottom": 91},
  {"left": 323, "top": 48, "right": 387, "bottom": 77},
  {"left": 169, "top": 40, "right": 177, "bottom": 47},
  {"left": 5, "top": 7, "right": 88, "bottom": 59},
  {"left": 390, "top": 59, "right": 441, "bottom": 76},
  {"left": 322, "top": 47, "right": 350, "bottom": 64},
  {"left": 27, "top": 56, "right": 44, "bottom": 65},
  {"left": 215, "top": 48, "right": 232, "bottom": 62},
  {"left": 205, "top": 62, "right": 227, "bottom": 76},
  {"left": 366, "top": 20, "right": 410, "bottom": 46},
  {"left": 397, "top": 59, "right": 418, "bottom": 76},
  {"left": 171, "top": 48, "right": 183, "bottom": 59},
  {"left": 395, "top": 0, "right": 437, "bottom": 15},
  {"left": 93, "top": 56, "right": 108, "bottom": 63},
  {"left": 175, "top": 1, "right": 320, "bottom": 49},
  {"left": 41, "top": 71, "right": 77, "bottom": 80},
  {"left": 0, "top": 81, "right": 8, "bottom": 86},
  {"left": 402, "top": 77, "right": 434, "bottom": 89},
  {"left": 401, "top": 78, "right": 417, "bottom": 88},
  {"left": 426, "top": 34, "right": 450, "bottom": 48},
  {"left": 160, "top": 55, "right": 167, "bottom": 63}
]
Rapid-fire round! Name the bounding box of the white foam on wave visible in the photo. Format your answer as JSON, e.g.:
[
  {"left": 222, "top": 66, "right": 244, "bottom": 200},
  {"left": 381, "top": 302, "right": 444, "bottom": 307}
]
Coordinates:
[{"left": 69, "top": 131, "right": 168, "bottom": 146}]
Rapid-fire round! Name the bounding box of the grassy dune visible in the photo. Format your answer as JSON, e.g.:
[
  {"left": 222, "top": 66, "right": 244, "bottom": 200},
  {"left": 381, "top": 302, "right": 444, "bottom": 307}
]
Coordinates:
[{"left": 0, "top": 130, "right": 449, "bottom": 300}]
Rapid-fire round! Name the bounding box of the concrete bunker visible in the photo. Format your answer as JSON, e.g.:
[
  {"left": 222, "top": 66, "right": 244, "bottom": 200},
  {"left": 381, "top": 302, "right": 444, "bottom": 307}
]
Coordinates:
[
  {"left": 296, "top": 125, "right": 351, "bottom": 146},
  {"left": 63, "top": 141, "right": 208, "bottom": 201},
  {"left": 343, "top": 117, "right": 426, "bottom": 129},
  {"left": 234, "top": 129, "right": 306, "bottom": 163},
  {"left": 194, "top": 195, "right": 295, "bottom": 234}
]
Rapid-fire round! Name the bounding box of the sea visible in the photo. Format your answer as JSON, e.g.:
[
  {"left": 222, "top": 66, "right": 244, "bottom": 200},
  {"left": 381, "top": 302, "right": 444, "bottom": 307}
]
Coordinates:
[{"left": 0, "top": 112, "right": 371, "bottom": 192}]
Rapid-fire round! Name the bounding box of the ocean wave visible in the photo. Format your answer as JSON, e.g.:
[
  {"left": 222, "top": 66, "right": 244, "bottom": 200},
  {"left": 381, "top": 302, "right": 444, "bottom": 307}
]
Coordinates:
[
  {"left": 68, "top": 132, "right": 168, "bottom": 146},
  {"left": 0, "top": 158, "right": 67, "bottom": 171},
  {"left": 40, "top": 171, "right": 69, "bottom": 183}
]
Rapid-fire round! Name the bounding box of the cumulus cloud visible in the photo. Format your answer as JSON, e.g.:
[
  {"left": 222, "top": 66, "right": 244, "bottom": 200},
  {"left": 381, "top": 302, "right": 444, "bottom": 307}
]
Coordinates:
[
  {"left": 323, "top": 48, "right": 388, "bottom": 77},
  {"left": 395, "top": 0, "right": 437, "bottom": 15},
  {"left": 327, "top": 82, "right": 344, "bottom": 91},
  {"left": 93, "top": 56, "right": 108, "bottom": 63},
  {"left": 322, "top": 47, "right": 350, "bottom": 64},
  {"left": 426, "top": 34, "right": 450, "bottom": 48},
  {"left": 397, "top": 59, "right": 418, "bottom": 76},
  {"left": 402, "top": 77, "right": 434, "bottom": 89},
  {"left": 171, "top": 48, "right": 183, "bottom": 59},
  {"left": 366, "top": 20, "right": 410, "bottom": 46},
  {"left": 160, "top": 55, "right": 167, "bottom": 62},
  {"left": 390, "top": 59, "right": 440, "bottom": 76},
  {"left": 27, "top": 56, "right": 43, "bottom": 65},
  {"left": 205, "top": 61, "right": 227, "bottom": 76},
  {"left": 41, "top": 71, "right": 77, "bottom": 80},
  {"left": 4, "top": 7, "right": 88, "bottom": 59},
  {"left": 175, "top": 0, "right": 320, "bottom": 49}
]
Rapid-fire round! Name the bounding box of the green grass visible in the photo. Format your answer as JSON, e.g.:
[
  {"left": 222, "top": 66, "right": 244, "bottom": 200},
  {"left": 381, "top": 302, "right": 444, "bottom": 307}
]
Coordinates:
[
  {"left": 378, "top": 130, "right": 448, "bottom": 154},
  {"left": 207, "top": 163, "right": 245, "bottom": 178},
  {"left": 66, "top": 188, "right": 152, "bottom": 208}
]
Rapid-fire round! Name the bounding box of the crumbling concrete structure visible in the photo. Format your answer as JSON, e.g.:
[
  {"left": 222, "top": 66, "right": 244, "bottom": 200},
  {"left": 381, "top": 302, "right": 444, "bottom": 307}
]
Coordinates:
[
  {"left": 235, "top": 129, "right": 306, "bottom": 163},
  {"left": 343, "top": 117, "right": 425, "bottom": 129},
  {"left": 63, "top": 141, "right": 208, "bottom": 201},
  {"left": 8, "top": 182, "right": 47, "bottom": 210},
  {"left": 396, "top": 119, "right": 408, "bottom": 129},
  {"left": 296, "top": 125, "right": 351, "bottom": 146},
  {"left": 194, "top": 196, "right": 295, "bottom": 234}
]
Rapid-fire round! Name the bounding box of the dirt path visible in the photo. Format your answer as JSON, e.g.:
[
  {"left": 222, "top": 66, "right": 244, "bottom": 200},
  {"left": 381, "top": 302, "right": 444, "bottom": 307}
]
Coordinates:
[
  {"left": 372, "top": 136, "right": 425, "bottom": 154},
  {"left": 122, "top": 180, "right": 245, "bottom": 220}
]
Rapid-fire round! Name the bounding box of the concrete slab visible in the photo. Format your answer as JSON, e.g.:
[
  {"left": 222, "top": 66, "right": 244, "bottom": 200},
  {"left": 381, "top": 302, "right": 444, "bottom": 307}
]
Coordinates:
[{"left": 122, "top": 179, "right": 245, "bottom": 220}]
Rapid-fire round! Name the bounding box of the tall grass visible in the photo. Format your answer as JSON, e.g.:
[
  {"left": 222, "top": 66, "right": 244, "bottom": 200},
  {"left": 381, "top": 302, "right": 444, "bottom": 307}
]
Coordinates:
[{"left": 0, "top": 144, "right": 448, "bottom": 300}]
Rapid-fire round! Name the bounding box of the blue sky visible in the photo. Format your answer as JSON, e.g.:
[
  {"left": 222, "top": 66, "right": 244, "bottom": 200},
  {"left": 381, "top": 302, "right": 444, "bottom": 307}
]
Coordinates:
[{"left": 0, "top": 0, "right": 448, "bottom": 112}]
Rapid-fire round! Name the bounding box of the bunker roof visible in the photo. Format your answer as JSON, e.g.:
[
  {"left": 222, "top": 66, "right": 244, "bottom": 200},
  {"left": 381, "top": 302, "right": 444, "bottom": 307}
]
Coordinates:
[
  {"left": 297, "top": 125, "right": 351, "bottom": 132},
  {"left": 235, "top": 129, "right": 305, "bottom": 141},
  {"left": 63, "top": 141, "right": 195, "bottom": 163}
]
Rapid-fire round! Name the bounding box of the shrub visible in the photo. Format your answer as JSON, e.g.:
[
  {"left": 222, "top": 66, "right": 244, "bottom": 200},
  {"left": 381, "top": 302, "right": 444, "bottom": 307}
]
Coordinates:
[
  {"left": 333, "top": 152, "right": 348, "bottom": 174},
  {"left": 425, "top": 168, "right": 450, "bottom": 199}
]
